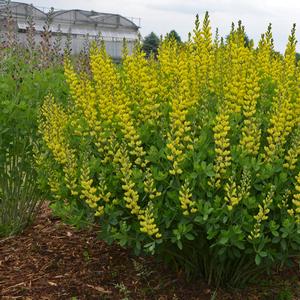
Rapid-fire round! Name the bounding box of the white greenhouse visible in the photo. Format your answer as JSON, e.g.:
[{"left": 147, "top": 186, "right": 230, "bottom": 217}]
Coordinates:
[{"left": 0, "top": 1, "right": 140, "bottom": 59}]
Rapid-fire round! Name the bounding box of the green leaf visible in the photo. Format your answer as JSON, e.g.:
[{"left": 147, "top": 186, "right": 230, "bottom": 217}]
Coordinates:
[
  {"left": 255, "top": 254, "right": 261, "bottom": 266},
  {"left": 271, "top": 231, "right": 279, "bottom": 237},
  {"left": 194, "top": 216, "right": 203, "bottom": 224},
  {"left": 185, "top": 233, "right": 195, "bottom": 241},
  {"left": 219, "top": 236, "right": 229, "bottom": 245},
  {"left": 205, "top": 164, "right": 215, "bottom": 177},
  {"left": 259, "top": 251, "right": 267, "bottom": 257},
  {"left": 177, "top": 240, "right": 183, "bottom": 250},
  {"left": 280, "top": 239, "right": 287, "bottom": 251}
]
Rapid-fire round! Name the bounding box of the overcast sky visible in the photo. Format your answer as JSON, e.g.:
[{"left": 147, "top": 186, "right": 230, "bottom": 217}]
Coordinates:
[{"left": 19, "top": 0, "right": 300, "bottom": 52}]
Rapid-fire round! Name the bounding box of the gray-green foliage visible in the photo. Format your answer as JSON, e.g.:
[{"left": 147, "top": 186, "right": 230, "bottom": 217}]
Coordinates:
[
  {"left": 0, "top": 47, "right": 67, "bottom": 237},
  {"left": 0, "top": 132, "right": 40, "bottom": 236}
]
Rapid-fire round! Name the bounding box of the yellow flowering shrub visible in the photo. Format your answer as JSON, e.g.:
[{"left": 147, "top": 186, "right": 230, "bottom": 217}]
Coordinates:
[{"left": 36, "top": 14, "right": 300, "bottom": 287}]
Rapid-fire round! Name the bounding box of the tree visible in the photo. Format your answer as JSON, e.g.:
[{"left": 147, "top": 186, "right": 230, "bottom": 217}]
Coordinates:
[
  {"left": 166, "top": 30, "right": 182, "bottom": 43},
  {"left": 142, "top": 32, "right": 160, "bottom": 58},
  {"left": 243, "top": 34, "right": 252, "bottom": 48}
]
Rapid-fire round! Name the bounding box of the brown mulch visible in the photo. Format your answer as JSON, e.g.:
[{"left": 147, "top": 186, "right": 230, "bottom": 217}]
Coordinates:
[{"left": 1, "top": 204, "right": 300, "bottom": 300}]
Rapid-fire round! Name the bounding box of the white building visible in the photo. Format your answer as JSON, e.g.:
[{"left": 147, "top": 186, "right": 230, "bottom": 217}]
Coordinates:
[{"left": 0, "top": 1, "right": 140, "bottom": 59}]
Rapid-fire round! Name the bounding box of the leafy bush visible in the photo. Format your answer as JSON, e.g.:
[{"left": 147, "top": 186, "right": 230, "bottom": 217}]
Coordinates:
[
  {"left": 0, "top": 132, "right": 40, "bottom": 236},
  {"left": 37, "top": 14, "right": 300, "bottom": 287},
  {"left": 0, "top": 47, "right": 67, "bottom": 237}
]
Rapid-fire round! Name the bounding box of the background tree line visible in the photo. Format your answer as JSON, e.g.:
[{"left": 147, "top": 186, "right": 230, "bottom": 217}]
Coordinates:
[{"left": 141, "top": 28, "right": 300, "bottom": 61}]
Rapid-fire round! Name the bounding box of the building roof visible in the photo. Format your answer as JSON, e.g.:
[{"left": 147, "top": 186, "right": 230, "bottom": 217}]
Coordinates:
[
  {"left": 0, "top": 1, "right": 46, "bottom": 18},
  {"left": 0, "top": 1, "right": 139, "bottom": 30}
]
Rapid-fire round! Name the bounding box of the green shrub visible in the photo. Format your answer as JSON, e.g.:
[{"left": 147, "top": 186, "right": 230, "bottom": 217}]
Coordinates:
[{"left": 0, "top": 48, "right": 68, "bottom": 237}]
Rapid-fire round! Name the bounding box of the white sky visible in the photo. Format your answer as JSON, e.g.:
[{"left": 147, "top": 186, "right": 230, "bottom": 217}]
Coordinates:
[{"left": 19, "top": 0, "right": 300, "bottom": 52}]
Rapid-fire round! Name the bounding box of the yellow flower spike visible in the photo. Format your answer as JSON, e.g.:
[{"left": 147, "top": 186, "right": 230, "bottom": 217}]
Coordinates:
[
  {"left": 79, "top": 162, "right": 104, "bottom": 214},
  {"left": 139, "top": 203, "right": 161, "bottom": 238},
  {"left": 192, "top": 12, "right": 214, "bottom": 94},
  {"left": 264, "top": 90, "right": 296, "bottom": 161},
  {"left": 256, "top": 24, "right": 274, "bottom": 78},
  {"left": 47, "top": 171, "right": 62, "bottom": 200},
  {"left": 117, "top": 112, "right": 147, "bottom": 167},
  {"left": 179, "top": 180, "right": 197, "bottom": 215},
  {"left": 239, "top": 57, "right": 261, "bottom": 155},
  {"left": 95, "top": 206, "right": 104, "bottom": 217},
  {"left": 167, "top": 95, "right": 194, "bottom": 175},
  {"left": 222, "top": 26, "right": 250, "bottom": 114},
  {"left": 284, "top": 127, "right": 300, "bottom": 170},
  {"left": 292, "top": 172, "right": 300, "bottom": 222},
  {"left": 250, "top": 187, "right": 274, "bottom": 239},
  {"left": 143, "top": 168, "right": 160, "bottom": 200},
  {"left": 39, "top": 95, "right": 70, "bottom": 165},
  {"left": 263, "top": 26, "right": 298, "bottom": 162},
  {"left": 116, "top": 147, "right": 141, "bottom": 216},
  {"left": 123, "top": 46, "right": 161, "bottom": 124},
  {"left": 211, "top": 112, "right": 231, "bottom": 187},
  {"left": 224, "top": 177, "right": 241, "bottom": 210}
]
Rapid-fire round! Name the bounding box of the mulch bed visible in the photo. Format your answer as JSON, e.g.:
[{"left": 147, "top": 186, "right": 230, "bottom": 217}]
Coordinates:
[{"left": 1, "top": 204, "right": 300, "bottom": 300}]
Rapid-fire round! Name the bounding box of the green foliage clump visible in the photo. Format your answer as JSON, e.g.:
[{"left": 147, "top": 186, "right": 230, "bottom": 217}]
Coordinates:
[
  {"left": 0, "top": 47, "right": 67, "bottom": 237},
  {"left": 142, "top": 32, "right": 160, "bottom": 57},
  {"left": 166, "top": 30, "right": 182, "bottom": 43}
]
